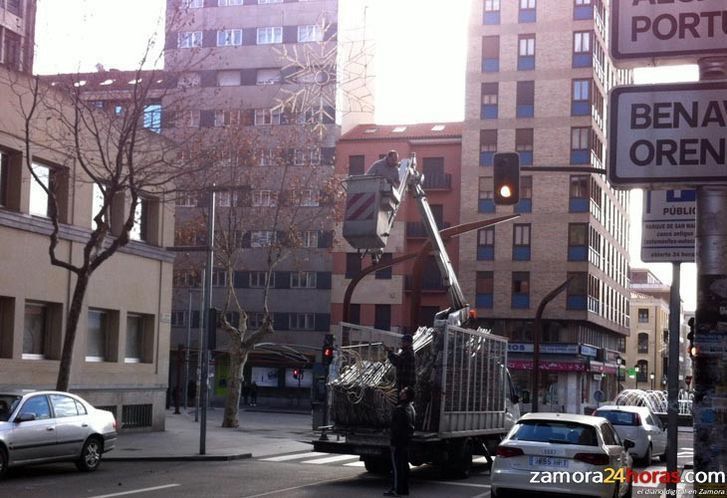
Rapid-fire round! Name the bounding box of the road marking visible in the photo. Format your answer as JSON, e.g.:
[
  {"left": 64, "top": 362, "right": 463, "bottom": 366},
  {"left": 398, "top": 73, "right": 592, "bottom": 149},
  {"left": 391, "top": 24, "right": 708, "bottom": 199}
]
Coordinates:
[
  {"left": 88, "top": 484, "right": 181, "bottom": 498},
  {"left": 420, "top": 481, "right": 491, "bottom": 489},
  {"left": 302, "top": 454, "right": 359, "bottom": 465},
  {"left": 242, "top": 476, "right": 353, "bottom": 498},
  {"left": 344, "top": 461, "right": 366, "bottom": 467},
  {"left": 260, "top": 451, "right": 326, "bottom": 462}
]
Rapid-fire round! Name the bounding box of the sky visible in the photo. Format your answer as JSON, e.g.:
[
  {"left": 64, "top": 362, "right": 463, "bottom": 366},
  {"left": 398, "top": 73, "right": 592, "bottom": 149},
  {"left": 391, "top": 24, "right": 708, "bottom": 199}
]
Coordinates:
[{"left": 34, "top": 0, "right": 699, "bottom": 310}]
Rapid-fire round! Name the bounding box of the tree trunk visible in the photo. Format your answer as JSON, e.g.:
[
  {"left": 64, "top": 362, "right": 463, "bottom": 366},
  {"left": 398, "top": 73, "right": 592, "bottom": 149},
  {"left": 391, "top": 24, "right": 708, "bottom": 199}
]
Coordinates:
[
  {"left": 56, "top": 272, "right": 91, "bottom": 391},
  {"left": 222, "top": 342, "right": 248, "bottom": 428}
]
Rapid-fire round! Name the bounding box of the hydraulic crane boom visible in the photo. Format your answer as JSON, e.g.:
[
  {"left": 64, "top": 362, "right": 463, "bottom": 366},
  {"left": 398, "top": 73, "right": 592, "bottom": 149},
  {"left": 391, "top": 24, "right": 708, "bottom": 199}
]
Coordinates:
[{"left": 342, "top": 155, "right": 468, "bottom": 320}]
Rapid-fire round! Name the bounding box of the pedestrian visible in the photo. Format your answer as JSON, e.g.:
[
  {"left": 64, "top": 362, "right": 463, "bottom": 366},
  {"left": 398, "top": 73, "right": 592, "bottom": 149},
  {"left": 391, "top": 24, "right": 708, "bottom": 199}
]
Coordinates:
[
  {"left": 385, "top": 386, "right": 416, "bottom": 497},
  {"left": 250, "top": 381, "right": 258, "bottom": 407},
  {"left": 366, "top": 150, "right": 401, "bottom": 188},
  {"left": 241, "top": 380, "right": 250, "bottom": 406},
  {"left": 387, "top": 334, "right": 416, "bottom": 394}
]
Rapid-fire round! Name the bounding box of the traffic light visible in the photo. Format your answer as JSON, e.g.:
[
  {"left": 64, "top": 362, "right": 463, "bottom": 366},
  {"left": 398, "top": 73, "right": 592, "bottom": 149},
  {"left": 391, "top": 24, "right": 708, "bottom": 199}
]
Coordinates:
[
  {"left": 493, "top": 152, "right": 520, "bottom": 205},
  {"left": 293, "top": 368, "right": 300, "bottom": 380},
  {"left": 322, "top": 333, "right": 334, "bottom": 366},
  {"left": 687, "top": 317, "right": 696, "bottom": 358}
]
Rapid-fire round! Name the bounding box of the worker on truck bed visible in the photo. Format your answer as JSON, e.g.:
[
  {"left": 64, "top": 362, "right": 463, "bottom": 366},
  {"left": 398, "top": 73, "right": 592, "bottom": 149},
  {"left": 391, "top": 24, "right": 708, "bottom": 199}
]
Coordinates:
[
  {"left": 387, "top": 334, "right": 416, "bottom": 395},
  {"left": 366, "top": 150, "right": 401, "bottom": 188}
]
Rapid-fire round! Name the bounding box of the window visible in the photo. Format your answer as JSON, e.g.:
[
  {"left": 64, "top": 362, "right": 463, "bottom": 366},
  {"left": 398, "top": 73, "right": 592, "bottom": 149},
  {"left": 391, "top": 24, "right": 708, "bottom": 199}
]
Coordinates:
[
  {"left": 519, "top": 0, "right": 536, "bottom": 23},
  {"left": 217, "top": 70, "right": 241, "bottom": 86},
  {"left": 130, "top": 198, "right": 149, "bottom": 242},
  {"left": 215, "top": 110, "right": 241, "bottom": 127},
  {"left": 171, "top": 311, "right": 186, "bottom": 327},
  {"left": 346, "top": 253, "right": 362, "bottom": 278},
  {"left": 0, "top": 151, "right": 8, "bottom": 207},
  {"left": 477, "top": 228, "right": 495, "bottom": 261},
  {"left": 254, "top": 108, "right": 281, "bottom": 126},
  {"left": 483, "top": 0, "right": 500, "bottom": 24},
  {"left": 125, "top": 314, "right": 146, "bottom": 363},
  {"left": 638, "top": 332, "right": 649, "bottom": 354},
  {"left": 638, "top": 308, "right": 649, "bottom": 323},
  {"left": 91, "top": 183, "right": 109, "bottom": 229},
  {"left": 573, "top": 31, "right": 593, "bottom": 67},
  {"left": 258, "top": 0, "right": 283, "bottom": 3},
  {"left": 298, "top": 189, "right": 319, "bottom": 207},
  {"left": 301, "top": 230, "right": 319, "bottom": 248},
  {"left": 178, "top": 72, "right": 201, "bottom": 88},
  {"left": 86, "top": 309, "right": 110, "bottom": 362},
  {"left": 568, "top": 223, "right": 588, "bottom": 261},
  {"left": 217, "top": 29, "right": 242, "bottom": 47},
  {"left": 569, "top": 175, "right": 589, "bottom": 212},
  {"left": 250, "top": 271, "right": 274, "bottom": 288},
  {"left": 252, "top": 190, "right": 277, "bottom": 207},
  {"left": 256, "top": 68, "right": 280, "bottom": 85},
  {"left": 516, "top": 176, "right": 533, "bottom": 213},
  {"left": 50, "top": 394, "right": 80, "bottom": 418},
  {"left": 349, "top": 155, "right": 365, "bottom": 175},
  {"left": 481, "top": 82, "right": 498, "bottom": 119},
  {"left": 566, "top": 272, "right": 587, "bottom": 310},
  {"left": 251, "top": 231, "right": 277, "bottom": 247},
  {"left": 636, "top": 360, "right": 648, "bottom": 382},
  {"left": 513, "top": 224, "right": 531, "bottom": 261},
  {"left": 476, "top": 271, "right": 494, "bottom": 309},
  {"left": 182, "top": 0, "right": 204, "bottom": 7},
  {"left": 29, "top": 162, "right": 50, "bottom": 217},
  {"left": 478, "top": 177, "right": 495, "bottom": 213},
  {"left": 218, "top": 0, "right": 243, "bottom": 5},
  {"left": 516, "top": 81, "right": 534, "bottom": 118},
  {"left": 298, "top": 25, "right": 323, "bottom": 43},
  {"left": 572, "top": 79, "right": 591, "bottom": 116},
  {"left": 515, "top": 128, "right": 533, "bottom": 166},
  {"left": 290, "top": 313, "right": 315, "bottom": 331},
  {"left": 23, "top": 302, "right": 48, "bottom": 359},
  {"left": 143, "top": 104, "right": 162, "bottom": 133},
  {"left": 571, "top": 127, "right": 590, "bottom": 164},
  {"left": 291, "top": 271, "right": 317, "bottom": 289},
  {"left": 294, "top": 148, "right": 321, "bottom": 166},
  {"left": 375, "top": 253, "right": 393, "bottom": 280},
  {"left": 177, "top": 110, "right": 200, "bottom": 128},
  {"left": 178, "top": 31, "right": 203, "bottom": 49},
  {"left": 6, "top": 0, "right": 23, "bottom": 16},
  {"left": 374, "top": 304, "right": 391, "bottom": 330},
  {"left": 257, "top": 27, "right": 282, "bottom": 45},
  {"left": 574, "top": 0, "right": 594, "bottom": 20},
  {"left": 518, "top": 34, "right": 535, "bottom": 70},
  {"left": 216, "top": 191, "right": 233, "bottom": 207},
  {"left": 3, "top": 31, "right": 20, "bottom": 70},
  {"left": 481, "top": 35, "right": 500, "bottom": 72},
  {"left": 212, "top": 269, "right": 227, "bottom": 287},
  {"left": 480, "top": 129, "right": 497, "bottom": 166},
  {"left": 512, "top": 272, "right": 530, "bottom": 309},
  {"left": 19, "top": 396, "right": 51, "bottom": 420}
]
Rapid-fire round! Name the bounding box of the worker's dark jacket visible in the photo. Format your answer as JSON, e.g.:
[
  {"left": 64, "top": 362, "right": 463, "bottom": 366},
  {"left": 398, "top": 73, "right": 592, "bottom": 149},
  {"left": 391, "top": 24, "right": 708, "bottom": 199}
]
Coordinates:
[
  {"left": 390, "top": 401, "right": 416, "bottom": 447},
  {"left": 388, "top": 347, "right": 416, "bottom": 392}
]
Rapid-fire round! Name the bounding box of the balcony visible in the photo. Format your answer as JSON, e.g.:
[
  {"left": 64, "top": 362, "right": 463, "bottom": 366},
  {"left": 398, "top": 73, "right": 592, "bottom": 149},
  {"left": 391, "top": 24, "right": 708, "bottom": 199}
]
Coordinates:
[{"left": 422, "top": 173, "right": 452, "bottom": 191}]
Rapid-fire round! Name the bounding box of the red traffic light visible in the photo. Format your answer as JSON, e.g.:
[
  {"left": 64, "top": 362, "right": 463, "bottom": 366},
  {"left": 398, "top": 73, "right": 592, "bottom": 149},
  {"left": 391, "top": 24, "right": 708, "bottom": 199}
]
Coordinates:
[
  {"left": 323, "top": 347, "right": 333, "bottom": 358},
  {"left": 293, "top": 369, "right": 300, "bottom": 379}
]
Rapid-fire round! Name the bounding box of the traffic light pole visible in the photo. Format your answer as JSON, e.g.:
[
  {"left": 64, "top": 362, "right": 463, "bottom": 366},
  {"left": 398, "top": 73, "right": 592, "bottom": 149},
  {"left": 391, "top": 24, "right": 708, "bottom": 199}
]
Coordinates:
[
  {"left": 666, "top": 262, "right": 680, "bottom": 495},
  {"left": 199, "top": 188, "right": 215, "bottom": 456},
  {"left": 693, "top": 58, "right": 727, "bottom": 495}
]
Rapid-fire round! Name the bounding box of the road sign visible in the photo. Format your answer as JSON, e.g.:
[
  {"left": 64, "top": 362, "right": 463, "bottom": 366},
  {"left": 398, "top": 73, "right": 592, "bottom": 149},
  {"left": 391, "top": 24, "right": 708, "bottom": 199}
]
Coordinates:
[
  {"left": 611, "top": 0, "right": 727, "bottom": 64},
  {"left": 608, "top": 82, "right": 727, "bottom": 188},
  {"left": 642, "top": 189, "right": 696, "bottom": 263}
]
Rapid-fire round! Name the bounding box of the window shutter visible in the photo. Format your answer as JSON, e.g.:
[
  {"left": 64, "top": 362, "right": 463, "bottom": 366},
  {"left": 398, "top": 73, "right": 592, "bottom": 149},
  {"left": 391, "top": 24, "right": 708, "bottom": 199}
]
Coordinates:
[
  {"left": 315, "top": 313, "right": 331, "bottom": 332},
  {"left": 204, "top": 0, "right": 216, "bottom": 7},
  {"left": 275, "top": 271, "right": 291, "bottom": 289},
  {"left": 317, "top": 231, "right": 333, "bottom": 248},
  {"left": 283, "top": 26, "right": 298, "bottom": 44},
  {"left": 241, "top": 231, "right": 251, "bottom": 248},
  {"left": 273, "top": 313, "right": 288, "bottom": 329},
  {"left": 234, "top": 271, "right": 250, "bottom": 288},
  {"left": 203, "top": 30, "right": 216, "bottom": 48},
  {"left": 281, "top": 66, "right": 296, "bottom": 82},
  {"left": 200, "top": 70, "right": 217, "bottom": 87},
  {"left": 199, "top": 110, "right": 215, "bottom": 128},
  {"left": 243, "top": 28, "right": 257, "bottom": 46},
  {"left": 316, "top": 272, "right": 332, "bottom": 289},
  {"left": 241, "top": 69, "right": 257, "bottom": 86},
  {"left": 242, "top": 109, "right": 255, "bottom": 126}
]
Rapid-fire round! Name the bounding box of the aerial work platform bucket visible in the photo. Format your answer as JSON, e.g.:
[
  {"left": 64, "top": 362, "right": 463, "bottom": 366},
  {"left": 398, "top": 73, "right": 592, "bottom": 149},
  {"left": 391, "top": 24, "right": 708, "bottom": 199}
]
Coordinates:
[{"left": 342, "top": 176, "right": 399, "bottom": 250}]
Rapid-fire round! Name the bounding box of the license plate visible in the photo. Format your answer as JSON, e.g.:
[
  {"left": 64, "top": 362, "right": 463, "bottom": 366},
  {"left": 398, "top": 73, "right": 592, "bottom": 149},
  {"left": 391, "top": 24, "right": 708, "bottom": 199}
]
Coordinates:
[{"left": 529, "top": 456, "right": 569, "bottom": 468}]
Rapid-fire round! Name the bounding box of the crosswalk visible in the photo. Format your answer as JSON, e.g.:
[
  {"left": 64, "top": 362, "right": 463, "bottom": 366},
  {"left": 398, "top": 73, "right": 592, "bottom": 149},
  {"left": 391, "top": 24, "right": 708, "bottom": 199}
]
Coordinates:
[{"left": 258, "top": 450, "right": 492, "bottom": 469}]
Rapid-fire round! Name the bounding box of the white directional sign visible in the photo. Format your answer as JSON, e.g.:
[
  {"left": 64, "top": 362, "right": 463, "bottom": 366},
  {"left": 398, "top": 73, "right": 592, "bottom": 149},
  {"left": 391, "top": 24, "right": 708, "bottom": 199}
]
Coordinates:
[
  {"left": 642, "top": 189, "right": 696, "bottom": 263},
  {"left": 611, "top": 0, "right": 727, "bottom": 63},
  {"left": 608, "top": 82, "right": 727, "bottom": 188}
]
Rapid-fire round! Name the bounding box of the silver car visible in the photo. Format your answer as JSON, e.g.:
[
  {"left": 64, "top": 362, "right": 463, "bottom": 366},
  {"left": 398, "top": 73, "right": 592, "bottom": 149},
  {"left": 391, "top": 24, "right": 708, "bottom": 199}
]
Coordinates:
[{"left": 0, "top": 390, "right": 117, "bottom": 478}]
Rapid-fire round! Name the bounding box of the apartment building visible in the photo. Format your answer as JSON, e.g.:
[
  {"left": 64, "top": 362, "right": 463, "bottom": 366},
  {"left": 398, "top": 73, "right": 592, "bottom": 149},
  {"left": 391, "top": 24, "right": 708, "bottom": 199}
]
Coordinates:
[
  {"left": 332, "top": 123, "right": 462, "bottom": 332},
  {"left": 461, "top": 0, "right": 633, "bottom": 413},
  {"left": 0, "top": 0, "right": 35, "bottom": 73},
  {"left": 163, "top": 0, "right": 375, "bottom": 400},
  {"left": 0, "top": 67, "right": 174, "bottom": 430}
]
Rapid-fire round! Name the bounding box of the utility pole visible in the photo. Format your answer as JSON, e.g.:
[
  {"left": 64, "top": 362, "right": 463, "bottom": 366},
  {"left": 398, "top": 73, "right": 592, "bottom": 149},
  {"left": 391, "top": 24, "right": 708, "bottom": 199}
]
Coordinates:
[{"left": 199, "top": 188, "right": 215, "bottom": 456}]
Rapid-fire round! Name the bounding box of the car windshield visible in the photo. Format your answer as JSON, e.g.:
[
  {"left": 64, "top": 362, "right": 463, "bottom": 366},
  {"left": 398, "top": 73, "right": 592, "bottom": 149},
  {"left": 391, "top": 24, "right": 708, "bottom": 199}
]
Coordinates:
[
  {"left": 595, "top": 410, "right": 639, "bottom": 426},
  {"left": 0, "top": 395, "right": 22, "bottom": 422},
  {"left": 511, "top": 420, "right": 598, "bottom": 446}
]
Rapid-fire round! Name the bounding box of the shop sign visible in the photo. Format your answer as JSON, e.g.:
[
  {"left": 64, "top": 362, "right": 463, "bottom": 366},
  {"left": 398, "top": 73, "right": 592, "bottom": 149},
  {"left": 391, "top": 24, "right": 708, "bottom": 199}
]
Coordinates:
[
  {"left": 580, "top": 345, "right": 599, "bottom": 358},
  {"left": 508, "top": 359, "right": 586, "bottom": 372},
  {"left": 508, "top": 343, "right": 579, "bottom": 355}
]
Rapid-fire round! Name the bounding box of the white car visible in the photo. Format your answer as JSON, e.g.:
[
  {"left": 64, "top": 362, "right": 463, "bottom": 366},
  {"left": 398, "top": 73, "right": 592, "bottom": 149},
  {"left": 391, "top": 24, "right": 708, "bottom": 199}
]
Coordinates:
[
  {"left": 593, "top": 405, "right": 667, "bottom": 467},
  {"left": 491, "top": 413, "right": 633, "bottom": 498},
  {"left": 0, "top": 390, "right": 117, "bottom": 478}
]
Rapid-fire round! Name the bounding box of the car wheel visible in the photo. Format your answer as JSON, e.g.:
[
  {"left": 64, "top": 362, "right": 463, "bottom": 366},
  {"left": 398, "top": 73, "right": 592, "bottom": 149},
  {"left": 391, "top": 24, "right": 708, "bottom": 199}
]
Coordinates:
[
  {"left": 76, "top": 437, "right": 103, "bottom": 472},
  {"left": 0, "top": 447, "right": 7, "bottom": 479}
]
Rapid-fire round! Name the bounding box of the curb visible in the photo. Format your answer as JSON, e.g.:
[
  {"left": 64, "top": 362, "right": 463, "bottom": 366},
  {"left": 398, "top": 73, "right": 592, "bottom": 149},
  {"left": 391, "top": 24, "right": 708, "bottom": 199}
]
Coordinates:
[{"left": 104, "top": 453, "right": 253, "bottom": 462}]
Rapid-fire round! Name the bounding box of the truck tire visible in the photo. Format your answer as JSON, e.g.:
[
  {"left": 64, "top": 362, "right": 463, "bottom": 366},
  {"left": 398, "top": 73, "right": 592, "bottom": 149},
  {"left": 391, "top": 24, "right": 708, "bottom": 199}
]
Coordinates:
[
  {"left": 363, "top": 456, "right": 390, "bottom": 474},
  {"left": 441, "top": 439, "right": 473, "bottom": 478}
]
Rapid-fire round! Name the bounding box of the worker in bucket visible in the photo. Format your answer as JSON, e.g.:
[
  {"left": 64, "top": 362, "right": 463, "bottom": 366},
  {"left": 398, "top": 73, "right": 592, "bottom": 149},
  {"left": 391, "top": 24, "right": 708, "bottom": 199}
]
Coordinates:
[
  {"left": 387, "top": 334, "right": 416, "bottom": 395},
  {"left": 366, "top": 150, "right": 401, "bottom": 188}
]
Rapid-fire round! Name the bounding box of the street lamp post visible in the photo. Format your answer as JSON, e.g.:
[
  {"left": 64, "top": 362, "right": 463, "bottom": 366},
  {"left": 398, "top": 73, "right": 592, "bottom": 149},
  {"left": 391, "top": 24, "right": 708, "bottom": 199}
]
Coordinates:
[
  {"left": 650, "top": 372, "right": 655, "bottom": 391},
  {"left": 634, "top": 366, "right": 640, "bottom": 390}
]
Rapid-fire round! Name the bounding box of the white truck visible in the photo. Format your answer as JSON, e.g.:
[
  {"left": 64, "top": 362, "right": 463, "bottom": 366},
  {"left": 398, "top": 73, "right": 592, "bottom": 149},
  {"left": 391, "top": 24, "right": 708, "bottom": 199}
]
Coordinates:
[{"left": 312, "top": 156, "right": 520, "bottom": 476}]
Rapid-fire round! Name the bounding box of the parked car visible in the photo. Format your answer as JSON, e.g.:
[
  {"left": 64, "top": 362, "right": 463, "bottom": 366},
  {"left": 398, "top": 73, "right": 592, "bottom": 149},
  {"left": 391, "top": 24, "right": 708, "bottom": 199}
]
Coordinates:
[
  {"left": 593, "top": 405, "right": 667, "bottom": 466},
  {"left": 491, "top": 412, "right": 633, "bottom": 498},
  {"left": 0, "top": 390, "right": 117, "bottom": 478}
]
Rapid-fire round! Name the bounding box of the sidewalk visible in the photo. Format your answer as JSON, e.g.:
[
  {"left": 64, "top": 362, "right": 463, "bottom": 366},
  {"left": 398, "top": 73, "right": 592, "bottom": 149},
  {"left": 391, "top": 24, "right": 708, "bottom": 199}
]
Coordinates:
[{"left": 105, "top": 407, "right": 314, "bottom": 462}]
